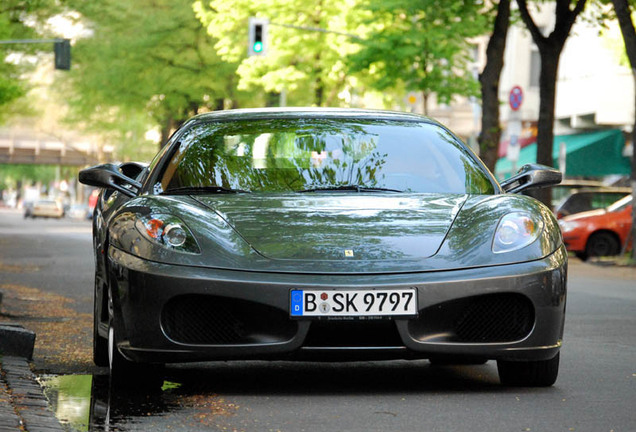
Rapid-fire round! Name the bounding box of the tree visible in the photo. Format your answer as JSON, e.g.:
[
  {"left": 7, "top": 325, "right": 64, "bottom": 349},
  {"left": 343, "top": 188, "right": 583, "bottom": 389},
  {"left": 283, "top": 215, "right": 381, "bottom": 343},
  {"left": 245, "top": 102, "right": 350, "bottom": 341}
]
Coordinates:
[
  {"left": 63, "top": 0, "right": 244, "bottom": 151},
  {"left": 348, "top": 0, "right": 489, "bottom": 115},
  {"left": 0, "top": 0, "right": 61, "bottom": 124},
  {"left": 516, "top": 0, "right": 588, "bottom": 205},
  {"left": 194, "top": 0, "right": 365, "bottom": 107},
  {"left": 478, "top": 0, "right": 511, "bottom": 173},
  {"left": 609, "top": 0, "right": 636, "bottom": 258}
]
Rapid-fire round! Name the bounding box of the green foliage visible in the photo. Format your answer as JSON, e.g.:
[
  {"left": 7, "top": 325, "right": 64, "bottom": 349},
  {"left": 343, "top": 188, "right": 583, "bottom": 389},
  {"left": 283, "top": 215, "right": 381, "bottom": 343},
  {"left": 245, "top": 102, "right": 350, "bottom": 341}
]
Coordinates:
[
  {"left": 0, "top": 0, "right": 65, "bottom": 122},
  {"left": 61, "top": 0, "right": 245, "bottom": 155},
  {"left": 194, "top": 0, "right": 368, "bottom": 106},
  {"left": 0, "top": 2, "right": 38, "bottom": 123},
  {"left": 348, "top": 0, "right": 489, "bottom": 105},
  {"left": 0, "top": 164, "right": 58, "bottom": 189}
]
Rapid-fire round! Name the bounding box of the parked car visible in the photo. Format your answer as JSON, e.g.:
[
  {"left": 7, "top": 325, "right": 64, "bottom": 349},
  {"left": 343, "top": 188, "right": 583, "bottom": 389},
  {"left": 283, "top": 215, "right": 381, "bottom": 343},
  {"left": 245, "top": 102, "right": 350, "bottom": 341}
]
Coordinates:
[
  {"left": 24, "top": 199, "right": 64, "bottom": 219},
  {"left": 550, "top": 179, "right": 606, "bottom": 209},
  {"left": 79, "top": 108, "right": 566, "bottom": 387},
  {"left": 67, "top": 203, "right": 92, "bottom": 220},
  {"left": 554, "top": 187, "right": 631, "bottom": 219},
  {"left": 559, "top": 195, "right": 633, "bottom": 260}
]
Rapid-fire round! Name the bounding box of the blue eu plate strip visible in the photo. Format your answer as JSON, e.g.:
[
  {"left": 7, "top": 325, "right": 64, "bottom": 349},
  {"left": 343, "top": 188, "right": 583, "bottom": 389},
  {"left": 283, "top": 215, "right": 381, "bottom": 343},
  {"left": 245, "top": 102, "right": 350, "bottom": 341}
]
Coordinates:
[{"left": 290, "top": 290, "right": 303, "bottom": 316}]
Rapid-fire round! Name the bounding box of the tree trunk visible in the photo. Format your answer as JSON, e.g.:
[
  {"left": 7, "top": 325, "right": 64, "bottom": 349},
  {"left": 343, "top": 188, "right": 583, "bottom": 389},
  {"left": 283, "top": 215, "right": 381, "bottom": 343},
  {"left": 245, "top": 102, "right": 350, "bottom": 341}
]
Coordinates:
[
  {"left": 315, "top": 75, "right": 324, "bottom": 107},
  {"left": 516, "top": 0, "right": 587, "bottom": 206},
  {"left": 533, "top": 45, "right": 560, "bottom": 205},
  {"left": 422, "top": 91, "right": 429, "bottom": 116},
  {"left": 160, "top": 115, "right": 174, "bottom": 149},
  {"left": 610, "top": 0, "right": 636, "bottom": 258},
  {"left": 478, "top": 0, "right": 511, "bottom": 173}
]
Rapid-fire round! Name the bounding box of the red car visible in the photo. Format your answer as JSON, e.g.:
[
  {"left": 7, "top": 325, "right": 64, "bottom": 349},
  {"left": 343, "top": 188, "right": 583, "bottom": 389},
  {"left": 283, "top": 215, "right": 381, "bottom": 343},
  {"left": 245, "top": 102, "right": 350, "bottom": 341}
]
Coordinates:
[{"left": 558, "top": 195, "right": 632, "bottom": 260}]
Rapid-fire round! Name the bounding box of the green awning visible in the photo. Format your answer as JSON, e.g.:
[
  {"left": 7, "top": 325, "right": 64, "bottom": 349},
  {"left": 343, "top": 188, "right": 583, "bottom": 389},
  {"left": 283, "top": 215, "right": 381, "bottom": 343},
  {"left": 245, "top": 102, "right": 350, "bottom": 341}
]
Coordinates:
[{"left": 495, "top": 129, "right": 631, "bottom": 179}]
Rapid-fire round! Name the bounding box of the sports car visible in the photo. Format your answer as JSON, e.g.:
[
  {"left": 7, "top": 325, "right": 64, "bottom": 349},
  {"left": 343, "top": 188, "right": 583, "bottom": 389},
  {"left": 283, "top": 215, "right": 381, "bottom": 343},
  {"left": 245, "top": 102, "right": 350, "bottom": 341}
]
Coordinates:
[{"left": 79, "top": 108, "right": 566, "bottom": 387}]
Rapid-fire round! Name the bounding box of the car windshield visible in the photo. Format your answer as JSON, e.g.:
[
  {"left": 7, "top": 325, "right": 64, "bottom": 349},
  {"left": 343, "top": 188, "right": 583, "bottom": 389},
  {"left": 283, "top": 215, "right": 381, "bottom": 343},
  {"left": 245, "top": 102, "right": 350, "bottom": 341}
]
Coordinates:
[{"left": 158, "top": 118, "right": 495, "bottom": 194}]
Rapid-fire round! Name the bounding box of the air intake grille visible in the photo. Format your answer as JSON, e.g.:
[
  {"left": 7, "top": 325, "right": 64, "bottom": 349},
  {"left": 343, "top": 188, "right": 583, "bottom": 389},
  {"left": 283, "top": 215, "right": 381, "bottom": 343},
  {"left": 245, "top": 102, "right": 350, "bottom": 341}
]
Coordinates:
[
  {"left": 454, "top": 294, "right": 534, "bottom": 343},
  {"left": 162, "top": 295, "right": 296, "bottom": 345}
]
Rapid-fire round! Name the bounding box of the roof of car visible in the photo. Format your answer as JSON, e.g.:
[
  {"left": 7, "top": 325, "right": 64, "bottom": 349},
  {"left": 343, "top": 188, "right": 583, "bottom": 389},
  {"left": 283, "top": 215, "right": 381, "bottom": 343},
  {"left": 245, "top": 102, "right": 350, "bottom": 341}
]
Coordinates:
[
  {"left": 186, "top": 107, "right": 438, "bottom": 125},
  {"left": 566, "top": 187, "right": 632, "bottom": 194}
]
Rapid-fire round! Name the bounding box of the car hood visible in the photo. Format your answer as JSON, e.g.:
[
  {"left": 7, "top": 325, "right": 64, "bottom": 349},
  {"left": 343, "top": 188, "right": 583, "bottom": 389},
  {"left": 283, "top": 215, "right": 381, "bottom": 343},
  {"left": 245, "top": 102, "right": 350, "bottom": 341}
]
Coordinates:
[
  {"left": 194, "top": 194, "right": 466, "bottom": 261},
  {"left": 109, "top": 194, "right": 562, "bottom": 274}
]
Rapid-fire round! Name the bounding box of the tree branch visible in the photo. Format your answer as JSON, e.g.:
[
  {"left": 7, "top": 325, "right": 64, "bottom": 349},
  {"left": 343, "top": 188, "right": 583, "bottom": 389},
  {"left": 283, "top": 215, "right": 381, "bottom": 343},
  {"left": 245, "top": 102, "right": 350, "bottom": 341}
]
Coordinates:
[
  {"left": 553, "top": 0, "right": 588, "bottom": 44},
  {"left": 611, "top": 0, "right": 636, "bottom": 70},
  {"left": 516, "top": 0, "right": 546, "bottom": 48}
]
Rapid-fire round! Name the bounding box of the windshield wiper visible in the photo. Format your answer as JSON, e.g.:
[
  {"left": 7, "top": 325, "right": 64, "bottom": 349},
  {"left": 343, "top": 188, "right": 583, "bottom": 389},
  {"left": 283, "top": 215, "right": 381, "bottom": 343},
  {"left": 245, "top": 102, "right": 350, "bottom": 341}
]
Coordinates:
[
  {"left": 161, "top": 186, "right": 250, "bottom": 195},
  {"left": 298, "top": 185, "right": 402, "bottom": 193}
]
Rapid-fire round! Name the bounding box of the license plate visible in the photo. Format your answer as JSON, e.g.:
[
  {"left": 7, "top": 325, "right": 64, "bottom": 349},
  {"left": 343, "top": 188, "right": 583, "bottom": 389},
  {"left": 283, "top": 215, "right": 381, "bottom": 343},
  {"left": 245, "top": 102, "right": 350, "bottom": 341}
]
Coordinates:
[{"left": 290, "top": 288, "right": 417, "bottom": 318}]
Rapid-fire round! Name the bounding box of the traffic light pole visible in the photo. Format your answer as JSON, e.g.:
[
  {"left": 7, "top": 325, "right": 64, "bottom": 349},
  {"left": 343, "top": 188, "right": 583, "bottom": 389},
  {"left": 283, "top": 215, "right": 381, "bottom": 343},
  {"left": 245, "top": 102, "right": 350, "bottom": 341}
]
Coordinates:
[
  {"left": 248, "top": 17, "right": 362, "bottom": 57},
  {"left": 0, "top": 38, "right": 71, "bottom": 70},
  {"left": 268, "top": 22, "right": 362, "bottom": 41}
]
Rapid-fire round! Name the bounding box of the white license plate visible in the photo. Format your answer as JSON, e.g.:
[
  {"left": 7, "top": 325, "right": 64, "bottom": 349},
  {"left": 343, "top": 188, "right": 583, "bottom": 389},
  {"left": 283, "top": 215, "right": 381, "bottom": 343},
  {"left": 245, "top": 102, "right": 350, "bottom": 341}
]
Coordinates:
[{"left": 290, "top": 288, "right": 417, "bottom": 318}]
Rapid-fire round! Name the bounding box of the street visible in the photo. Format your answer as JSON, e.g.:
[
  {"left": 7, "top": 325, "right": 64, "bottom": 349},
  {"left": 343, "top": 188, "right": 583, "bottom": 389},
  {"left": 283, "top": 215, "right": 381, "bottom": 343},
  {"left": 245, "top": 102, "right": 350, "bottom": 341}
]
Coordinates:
[{"left": 0, "top": 207, "right": 634, "bottom": 432}]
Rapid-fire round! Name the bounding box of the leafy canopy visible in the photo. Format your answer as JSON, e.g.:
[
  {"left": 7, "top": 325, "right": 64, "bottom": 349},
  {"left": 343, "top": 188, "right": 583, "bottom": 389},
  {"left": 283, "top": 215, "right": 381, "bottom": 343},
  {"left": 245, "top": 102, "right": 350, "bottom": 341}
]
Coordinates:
[
  {"left": 348, "top": 0, "right": 489, "bottom": 105},
  {"left": 194, "top": 0, "right": 368, "bottom": 106},
  {"left": 61, "top": 0, "right": 243, "bottom": 154}
]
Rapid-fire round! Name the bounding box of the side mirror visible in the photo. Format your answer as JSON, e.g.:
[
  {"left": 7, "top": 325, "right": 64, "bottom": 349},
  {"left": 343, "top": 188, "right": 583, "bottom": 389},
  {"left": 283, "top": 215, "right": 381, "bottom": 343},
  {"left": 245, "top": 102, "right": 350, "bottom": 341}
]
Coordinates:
[
  {"left": 500, "top": 163, "right": 562, "bottom": 194},
  {"left": 78, "top": 163, "right": 142, "bottom": 198}
]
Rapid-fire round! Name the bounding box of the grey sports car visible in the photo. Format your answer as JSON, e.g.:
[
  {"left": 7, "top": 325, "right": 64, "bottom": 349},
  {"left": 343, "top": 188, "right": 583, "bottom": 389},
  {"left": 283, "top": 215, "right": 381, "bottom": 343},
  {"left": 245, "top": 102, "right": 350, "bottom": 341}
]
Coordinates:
[{"left": 79, "top": 108, "right": 566, "bottom": 387}]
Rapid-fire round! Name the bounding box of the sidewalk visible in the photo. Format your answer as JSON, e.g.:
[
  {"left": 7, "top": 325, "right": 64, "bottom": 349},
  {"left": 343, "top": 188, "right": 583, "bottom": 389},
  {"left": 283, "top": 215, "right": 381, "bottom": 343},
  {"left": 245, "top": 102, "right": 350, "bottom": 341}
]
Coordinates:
[
  {"left": 0, "top": 356, "right": 64, "bottom": 432},
  {"left": 1, "top": 291, "right": 64, "bottom": 431}
]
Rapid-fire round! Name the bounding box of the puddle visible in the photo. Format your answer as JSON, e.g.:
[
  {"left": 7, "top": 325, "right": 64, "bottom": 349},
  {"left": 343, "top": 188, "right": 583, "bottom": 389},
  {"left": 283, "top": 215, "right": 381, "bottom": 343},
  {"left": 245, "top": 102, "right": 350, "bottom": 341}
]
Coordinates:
[
  {"left": 39, "top": 371, "right": 236, "bottom": 431},
  {"left": 39, "top": 374, "right": 182, "bottom": 431},
  {"left": 40, "top": 375, "right": 92, "bottom": 430}
]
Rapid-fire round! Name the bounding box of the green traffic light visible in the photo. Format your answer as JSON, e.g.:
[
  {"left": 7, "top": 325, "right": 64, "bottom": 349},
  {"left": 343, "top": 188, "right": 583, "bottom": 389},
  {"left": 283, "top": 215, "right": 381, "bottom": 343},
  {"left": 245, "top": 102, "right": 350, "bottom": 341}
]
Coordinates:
[{"left": 253, "top": 41, "right": 263, "bottom": 53}]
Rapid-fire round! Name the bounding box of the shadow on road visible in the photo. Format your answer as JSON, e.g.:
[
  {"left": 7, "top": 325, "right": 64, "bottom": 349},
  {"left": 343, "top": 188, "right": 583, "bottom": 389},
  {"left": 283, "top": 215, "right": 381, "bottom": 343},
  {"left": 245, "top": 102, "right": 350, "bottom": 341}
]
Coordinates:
[{"left": 42, "top": 360, "right": 513, "bottom": 431}]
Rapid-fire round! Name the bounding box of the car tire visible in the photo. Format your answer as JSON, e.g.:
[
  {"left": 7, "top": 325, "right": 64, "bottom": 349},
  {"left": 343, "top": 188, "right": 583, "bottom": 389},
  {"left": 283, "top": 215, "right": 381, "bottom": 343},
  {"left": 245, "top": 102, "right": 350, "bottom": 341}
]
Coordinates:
[
  {"left": 585, "top": 232, "right": 620, "bottom": 258},
  {"left": 497, "top": 352, "right": 559, "bottom": 387},
  {"left": 93, "top": 278, "right": 109, "bottom": 367},
  {"left": 574, "top": 252, "right": 588, "bottom": 261},
  {"left": 107, "top": 290, "right": 164, "bottom": 389}
]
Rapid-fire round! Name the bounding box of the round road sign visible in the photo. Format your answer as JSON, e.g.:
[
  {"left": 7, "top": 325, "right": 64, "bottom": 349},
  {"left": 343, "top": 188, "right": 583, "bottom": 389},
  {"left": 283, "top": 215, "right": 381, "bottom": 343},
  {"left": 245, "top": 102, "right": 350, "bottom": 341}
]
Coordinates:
[{"left": 509, "top": 86, "right": 523, "bottom": 111}]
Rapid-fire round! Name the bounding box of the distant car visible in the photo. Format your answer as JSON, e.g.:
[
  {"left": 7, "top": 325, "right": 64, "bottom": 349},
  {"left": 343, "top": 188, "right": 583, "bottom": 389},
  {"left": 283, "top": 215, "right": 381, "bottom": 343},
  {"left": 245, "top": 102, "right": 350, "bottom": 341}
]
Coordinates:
[
  {"left": 67, "top": 204, "right": 92, "bottom": 220},
  {"left": 24, "top": 199, "right": 64, "bottom": 219},
  {"left": 559, "top": 195, "right": 633, "bottom": 260},
  {"left": 554, "top": 187, "right": 631, "bottom": 219},
  {"left": 550, "top": 179, "right": 606, "bottom": 208},
  {"left": 79, "top": 108, "right": 566, "bottom": 387}
]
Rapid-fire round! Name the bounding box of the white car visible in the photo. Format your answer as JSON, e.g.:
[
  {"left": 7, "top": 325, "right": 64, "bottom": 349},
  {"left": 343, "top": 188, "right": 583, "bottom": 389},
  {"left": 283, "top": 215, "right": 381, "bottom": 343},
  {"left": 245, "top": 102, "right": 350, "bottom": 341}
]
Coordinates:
[{"left": 24, "top": 199, "right": 65, "bottom": 219}]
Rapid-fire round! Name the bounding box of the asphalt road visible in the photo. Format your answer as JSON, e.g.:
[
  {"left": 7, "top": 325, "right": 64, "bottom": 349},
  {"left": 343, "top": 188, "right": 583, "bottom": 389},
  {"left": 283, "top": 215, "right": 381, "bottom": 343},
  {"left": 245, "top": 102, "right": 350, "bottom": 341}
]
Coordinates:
[{"left": 0, "top": 207, "right": 634, "bottom": 432}]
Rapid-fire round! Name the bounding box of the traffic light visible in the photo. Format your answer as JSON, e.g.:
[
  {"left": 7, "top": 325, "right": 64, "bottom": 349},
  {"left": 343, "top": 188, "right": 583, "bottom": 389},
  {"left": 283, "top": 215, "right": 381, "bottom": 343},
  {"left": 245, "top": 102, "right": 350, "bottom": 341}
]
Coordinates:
[
  {"left": 248, "top": 17, "right": 268, "bottom": 57},
  {"left": 54, "top": 39, "right": 71, "bottom": 70}
]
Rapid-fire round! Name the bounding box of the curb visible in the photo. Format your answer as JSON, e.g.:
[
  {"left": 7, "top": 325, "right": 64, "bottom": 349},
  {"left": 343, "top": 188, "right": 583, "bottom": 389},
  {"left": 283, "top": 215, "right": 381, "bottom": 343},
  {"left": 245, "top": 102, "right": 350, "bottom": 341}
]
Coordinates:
[
  {"left": 1, "top": 294, "right": 65, "bottom": 431},
  {"left": 0, "top": 325, "right": 35, "bottom": 360},
  {"left": 1, "top": 290, "right": 36, "bottom": 360},
  {"left": 0, "top": 356, "right": 64, "bottom": 432}
]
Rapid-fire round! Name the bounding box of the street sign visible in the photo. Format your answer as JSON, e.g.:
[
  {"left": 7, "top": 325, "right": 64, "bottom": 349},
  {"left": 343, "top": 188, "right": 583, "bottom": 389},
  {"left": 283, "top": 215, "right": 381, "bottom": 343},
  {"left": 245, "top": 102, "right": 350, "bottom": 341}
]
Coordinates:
[{"left": 509, "top": 86, "right": 523, "bottom": 111}]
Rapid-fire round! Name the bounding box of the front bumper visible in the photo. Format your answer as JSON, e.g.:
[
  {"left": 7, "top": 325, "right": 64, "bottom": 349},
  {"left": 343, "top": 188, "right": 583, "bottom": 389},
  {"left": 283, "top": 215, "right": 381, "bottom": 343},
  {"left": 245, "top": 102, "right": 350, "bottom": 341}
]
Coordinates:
[{"left": 107, "top": 245, "right": 567, "bottom": 364}]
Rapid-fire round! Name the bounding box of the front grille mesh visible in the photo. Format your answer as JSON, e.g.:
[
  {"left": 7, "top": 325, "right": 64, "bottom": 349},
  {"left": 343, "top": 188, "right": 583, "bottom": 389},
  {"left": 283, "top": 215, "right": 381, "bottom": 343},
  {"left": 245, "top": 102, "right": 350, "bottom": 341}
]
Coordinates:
[
  {"left": 454, "top": 294, "right": 534, "bottom": 343},
  {"left": 162, "top": 295, "right": 295, "bottom": 345}
]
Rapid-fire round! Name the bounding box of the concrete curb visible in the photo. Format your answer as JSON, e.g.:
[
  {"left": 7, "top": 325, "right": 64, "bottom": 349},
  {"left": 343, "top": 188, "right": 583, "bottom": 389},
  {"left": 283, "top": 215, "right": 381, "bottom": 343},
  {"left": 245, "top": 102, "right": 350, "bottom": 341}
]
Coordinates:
[
  {"left": 0, "top": 356, "right": 64, "bottom": 432},
  {"left": 1, "top": 293, "right": 64, "bottom": 431},
  {"left": 0, "top": 325, "right": 35, "bottom": 360},
  {"left": 1, "top": 289, "right": 36, "bottom": 360}
]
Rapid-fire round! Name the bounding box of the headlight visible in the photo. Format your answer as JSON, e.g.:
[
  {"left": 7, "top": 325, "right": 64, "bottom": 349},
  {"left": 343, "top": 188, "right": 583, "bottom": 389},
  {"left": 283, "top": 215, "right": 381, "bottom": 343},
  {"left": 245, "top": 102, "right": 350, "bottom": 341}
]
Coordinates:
[
  {"left": 492, "top": 212, "right": 543, "bottom": 254},
  {"left": 134, "top": 213, "right": 200, "bottom": 254},
  {"left": 558, "top": 220, "right": 579, "bottom": 233}
]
